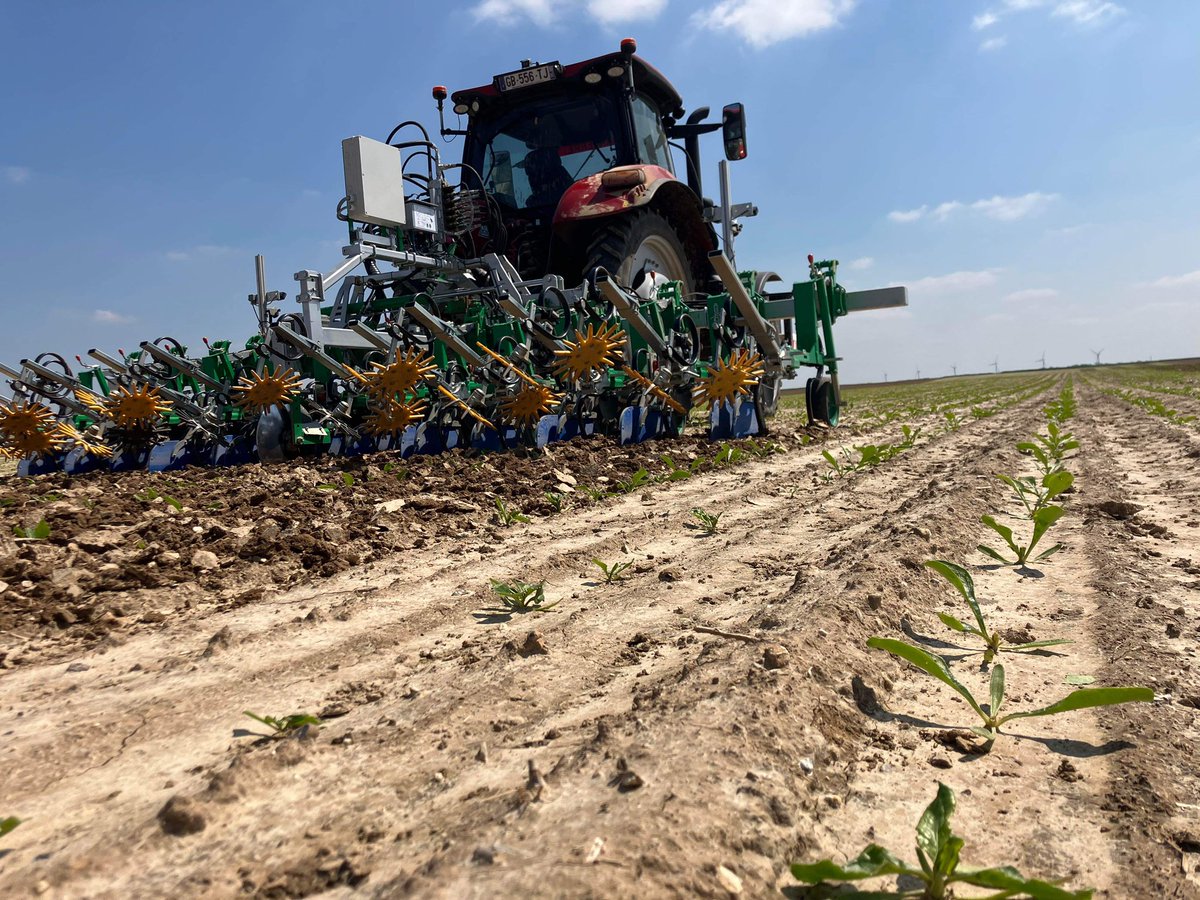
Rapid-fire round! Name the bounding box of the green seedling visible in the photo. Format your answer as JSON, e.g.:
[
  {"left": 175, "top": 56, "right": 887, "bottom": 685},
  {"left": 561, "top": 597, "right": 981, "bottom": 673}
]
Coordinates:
[
  {"left": 996, "top": 470, "right": 1074, "bottom": 518},
  {"left": 341, "top": 471, "right": 355, "bottom": 487},
  {"left": 658, "top": 453, "right": 700, "bottom": 482},
  {"left": 979, "top": 505, "right": 1065, "bottom": 566},
  {"left": 0, "top": 816, "right": 20, "bottom": 840},
  {"left": 615, "top": 468, "right": 652, "bottom": 493},
  {"left": 13, "top": 519, "right": 50, "bottom": 540},
  {"left": 494, "top": 498, "right": 530, "bottom": 526},
  {"left": 792, "top": 782, "right": 1093, "bottom": 899},
  {"left": 1019, "top": 422, "right": 1079, "bottom": 475},
  {"left": 134, "top": 487, "right": 183, "bottom": 511},
  {"left": 970, "top": 405, "right": 997, "bottom": 419},
  {"left": 579, "top": 484, "right": 609, "bottom": 502},
  {"left": 490, "top": 579, "right": 558, "bottom": 612},
  {"left": 690, "top": 507, "right": 722, "bottom": 534},
  {"left": 591, "top": 558, "right": 633, "bottom": 584},
  {"left": 743, "top": 438, "right": 783, "bottom": 458},
  {"left": 714, "top": 442, "right": 747, "bottom": 466},
  {"left": 243, "top": 711, "right": 320, "bottom": 735},
  {"left": 943, "top": 410, "right": 962, "bottom": 431},
  {"left": 544, "top": 491, "right": 565, "bottom": 512},
  {"left": 925, "top": 561, "right": 1071, "bottom": 662},
  {"left": 866, "top": 637, "right": 1152, "bottom": 744}
]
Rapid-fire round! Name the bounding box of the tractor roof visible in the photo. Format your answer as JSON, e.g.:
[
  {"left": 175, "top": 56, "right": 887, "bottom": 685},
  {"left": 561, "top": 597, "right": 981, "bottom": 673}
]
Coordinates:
[{"left": 451, "top": 52, "right": 684, "bottom": 117}]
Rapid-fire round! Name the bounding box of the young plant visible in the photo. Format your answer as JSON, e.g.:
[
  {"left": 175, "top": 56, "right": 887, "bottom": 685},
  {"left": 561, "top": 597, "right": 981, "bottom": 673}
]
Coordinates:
[
  {"left": 494, "top": 498, "right": 530, "bottom": 526},
  {"left": 615, "top": 468, "right": 652, "bottom": 494},
  {"left": 995, "top": 470, "right": 1073, "bottom": 518},
  {"left": 13, "top": 519, "right": 50, "bottom": 540},
  {"left": 866, "top": 637, "right": 1152, "bottom": 744},
  {"left": 0, "top": 816, "right": 20, "bottom": 839},
  {"left": 792, "top": 782, "right": 1093, "bottom": 899},
  {"left": 243, "top": 711, "right": 321, "bottom": 735},
  {"left": 591, "top": 558, "right": 633, "bottom": 584},
  {"left": 579, "top": 484, "right": 609, "bottom": 502},
  {"left": 490, "top": 579, "right": 558, "bottom": 612},
  {"left": 690, "top": 507, "right": 722, "bottom": 534},
  {"left": 925, "top": 561, "right": 1071, "bottom": 662},
  {"left": 1019, "top": 423, "right": 1078, "bottom": 475},
  {"left": 658, "top": 453, "right": 702, "bottom": 482},
  {"left": 713, "top": 442, "right": 747, "bottom": 466},
  {"left": 544, "top": 490, "right": 565, "bottom": 512},
  {"left": 978, "top": 505, "right": 1065, "bottom": 566}
]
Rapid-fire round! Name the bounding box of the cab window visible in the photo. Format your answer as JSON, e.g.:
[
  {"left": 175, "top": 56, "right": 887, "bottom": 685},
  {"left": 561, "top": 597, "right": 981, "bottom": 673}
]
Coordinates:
[{"left": 631, "top": 95, "right": 672, "bottom": 171}]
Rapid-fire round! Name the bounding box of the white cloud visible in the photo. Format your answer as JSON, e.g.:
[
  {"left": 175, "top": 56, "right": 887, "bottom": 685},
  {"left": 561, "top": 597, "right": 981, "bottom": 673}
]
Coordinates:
[
  {"left": 473, "top": 0, "right": 667, "bottom": 26},
  {"left": 973, "top": 11, "right": 999, "bottom": 29},
  {"left": 587, "top": 0, "right": 668, "bottom": 24},
  {"left": 888, "top": 205, "right": 927, "bottom": 223},
  {"left": 692, "top": 0, "right": 857, "bottom": 48},
  {"left": 888, "top": 192, "right": 1056, "bottom": 224},
  {"left": 847, "top": 256, "right": 874, "bottom": 271},
  {"left": 979, "top": 35, "right": 1008, "bottom": 50},
  {"left": 92, "top": 309, "right": 136, "bottom": 325},
  {"left": 971, "top": 191, "right": 1058, "bottom": 220},
  {"left": 1147, "top": 270, "right": 1200, "bottom": 289},
  {"left": 3, "top": 165, "right": 31, "bottom": 185},
  {"left": 1004, "top": 287, "right": 1059, "bottom": 303},
  {"left": 165, "top": 244, "right": 237, "bottom": 262},
  {"left": 1052, "top": 0, "right": 1123, "bottom": 25},
  {"left": 898, "top": 269, "right": 1001, "bottom": 297}
]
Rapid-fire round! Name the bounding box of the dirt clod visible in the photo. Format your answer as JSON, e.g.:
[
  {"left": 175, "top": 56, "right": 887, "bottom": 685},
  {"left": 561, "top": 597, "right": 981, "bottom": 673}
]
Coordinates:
[
  {"left": 157, "top": 795, "right": 207, "bottom": 836},
  {"left": 762, "top": 645, "right": 789, "bottom": 669}
]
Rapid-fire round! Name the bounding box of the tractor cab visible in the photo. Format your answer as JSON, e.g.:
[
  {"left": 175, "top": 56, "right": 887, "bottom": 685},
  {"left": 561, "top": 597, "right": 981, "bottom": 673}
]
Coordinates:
[{"left": 440, "top": 40, "right": 741, "bottom": 287}]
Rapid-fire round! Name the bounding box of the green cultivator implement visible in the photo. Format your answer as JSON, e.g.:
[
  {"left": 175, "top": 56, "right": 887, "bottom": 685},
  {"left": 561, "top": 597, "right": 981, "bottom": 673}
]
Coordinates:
[{"left": 0, "top": 40, "right": 905, "bottom": 476}]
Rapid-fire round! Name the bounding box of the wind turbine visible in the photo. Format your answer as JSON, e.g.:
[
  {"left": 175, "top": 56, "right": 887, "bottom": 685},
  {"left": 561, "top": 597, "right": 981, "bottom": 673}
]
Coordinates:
[
  {"left": 991, "top": 356, "right": 999, "bottom": 374},
  {"left": 915, "top": 367, "right": 921, "bottom": 380},
  {"left": 951, "top": 364, "right": 958, "bottom": 377},
  {"left": 1090, "top": 348, "right": 1104, "bottom": 366},
  {"left": 1036, "top": 352, "right": 1046, "bottom": 370}
]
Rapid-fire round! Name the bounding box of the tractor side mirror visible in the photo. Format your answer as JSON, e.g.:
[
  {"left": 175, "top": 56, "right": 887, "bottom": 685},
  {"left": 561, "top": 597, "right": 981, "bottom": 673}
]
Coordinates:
[{"left": 722, "top": 103, "right": 747, "bottom": 161}]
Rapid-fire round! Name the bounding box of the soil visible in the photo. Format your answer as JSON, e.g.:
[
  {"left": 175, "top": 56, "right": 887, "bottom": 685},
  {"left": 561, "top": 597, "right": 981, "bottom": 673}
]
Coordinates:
[{"left": 1, "top": 373, "right": 1197, "bottom": 899}]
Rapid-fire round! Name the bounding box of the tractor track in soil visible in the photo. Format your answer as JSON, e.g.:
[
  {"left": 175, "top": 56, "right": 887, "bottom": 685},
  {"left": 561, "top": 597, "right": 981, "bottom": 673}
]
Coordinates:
[{"left": 1, "top": 378, "right": 1195, "bottom": 897}]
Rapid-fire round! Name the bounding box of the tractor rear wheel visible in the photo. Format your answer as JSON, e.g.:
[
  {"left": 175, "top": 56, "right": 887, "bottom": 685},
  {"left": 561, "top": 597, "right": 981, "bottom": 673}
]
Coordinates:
[{"left": 585, "top": 209, "right": 696, "bottom": 298}]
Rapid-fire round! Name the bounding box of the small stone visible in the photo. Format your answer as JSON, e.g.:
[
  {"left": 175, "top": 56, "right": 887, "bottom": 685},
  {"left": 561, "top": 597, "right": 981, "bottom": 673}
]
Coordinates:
[
  {"left": 867, "top": 593, "right": 883, "bottom": 610},
  {"left": 930, "top": 756, "right": 952, "bottom": 770},
  {"left": 190, "top": 550, "right": 220, "bottom": 571},
  {"left": 157, "top": 796, "right": 206, "bottom": 836},
  {"left": 471, "top": 845, "right": 496, "bottom": 865},
  {"left": 716, "top": 864, "right": 743, "bottom": 895},
  {"left": 157, "top": 551, "right": 182, "bottom": 566},
  {"left": 52, "top": 608, "right": 78, "bottom": 628},
  {"left": 1167, "top": 622, "right": 1182, "bottom": 638},
  {"left": 518, "top": 631, "right": 549, "bottom": 657},
  {"left": 66, "top": 662, "right": 90, "bottom": 673},
  {"left": 375, "top": 499, "right": 407, "bottom": 514},
  {"left": 762, "top": 645, "right": 789, "bottom": 670},
  {"left": 140, "top": 609, "right": 169, "bottom": 624},
  {"left": 799, "top": 757, "right": 814, "bottom": 775},
  {"left": 0, "top": 580, "right": 8, "bottom": 594},
  {"left": 203, "top": 626, "right": 233, "bottom": 657},
  {"left": 476, "top": 743, "right": 489, "bottom": 763}
]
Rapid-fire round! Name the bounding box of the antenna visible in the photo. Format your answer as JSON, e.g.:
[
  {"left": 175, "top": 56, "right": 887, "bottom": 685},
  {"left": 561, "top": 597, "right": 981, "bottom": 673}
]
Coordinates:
[
  {"left": 1090, "top": 348, "right": 1104, "bottom": 365},
  {"left": 991, "top": 356, "right": 999, "bottom": 374},
  {"left": 1037, "top": 352, "right": 1046, "bottom": 370}
]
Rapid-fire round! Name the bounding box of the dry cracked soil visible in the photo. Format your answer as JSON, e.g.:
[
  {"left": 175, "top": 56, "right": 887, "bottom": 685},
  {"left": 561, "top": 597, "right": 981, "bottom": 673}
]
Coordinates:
[{"left": 1, "top": 376, "right": 1199, "bottom": 899}]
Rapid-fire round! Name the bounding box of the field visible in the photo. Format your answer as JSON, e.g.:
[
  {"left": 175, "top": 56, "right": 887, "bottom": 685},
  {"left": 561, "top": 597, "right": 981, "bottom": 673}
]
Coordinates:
[{"left": 2, "top": 362, "right": 1199, "bottom": 898}]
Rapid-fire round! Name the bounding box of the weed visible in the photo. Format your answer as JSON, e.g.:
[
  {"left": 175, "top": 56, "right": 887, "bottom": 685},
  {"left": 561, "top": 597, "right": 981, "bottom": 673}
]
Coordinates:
[
  {"left": 494, "top": 498, "right": 531, "bottom": 526},
  {"left": 866, "top": 637, "right": 1152, "bottom": 744},
  {"left": 490, "top": 579, "right": 558, "bottom": 612},
  {"left": 926, "top": 561, "right": 1071, "bottom": 662},
  {"left": 243, "top": 711, "right": 321, "bottom": 735},
  {"left": 791, "top": 782, "right": 1093, "bottom": 899},
  {"left": 591, "top": 558, "right": 633, "bottom": 583},
  {"left": 134, "top": 487, "right": 183, "bottom": 511},
  {"left": 13, "top": 519, "right": 50, "bottom": 540},
  {"left": 691, "top": 508, "right": 722, "bottom": 534}
]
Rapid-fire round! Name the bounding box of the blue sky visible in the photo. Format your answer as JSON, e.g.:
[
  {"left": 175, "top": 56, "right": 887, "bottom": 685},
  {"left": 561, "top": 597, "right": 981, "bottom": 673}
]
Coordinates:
[{"left": 1, "top": 0, "right": 1197, "bottom": 384}]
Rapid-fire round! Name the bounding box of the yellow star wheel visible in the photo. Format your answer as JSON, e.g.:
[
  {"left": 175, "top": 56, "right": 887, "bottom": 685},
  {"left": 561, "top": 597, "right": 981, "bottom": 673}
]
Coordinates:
[
  {"left": 75, "top": 389, "right": 109, "bottom": 418},
  {"left": 5, "top": 426, "right": 66, "bottom": 457},
  {"left": 363, "top": 398, "right": 428, "bottom": 436},
  {"left": 0, "top": 400, "right": 55, "bottom": 438},
  {"left": 500, "top": 383, "right": 561, "bottom": 426},
  {"left": 552, "top": 322, "right": 626, "bottom": 381},
  {"left": 693, "top": 350, "right": 765, "bottom": 406},
  {"left": 55, "top": 422, "right": 114, "bottom": 458},
  {"left": 232, "top": 368, "right": 303, "bottom": 413},
  {"left": 105, "top": 384, "right": 173, "bottom": 426},
  {"left": 360, "top": 349, "right": 438, "bottom": 400}
]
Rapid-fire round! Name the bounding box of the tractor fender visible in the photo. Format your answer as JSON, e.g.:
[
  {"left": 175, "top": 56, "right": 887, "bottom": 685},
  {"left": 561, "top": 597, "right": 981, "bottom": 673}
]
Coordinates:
[{"left": 553, "top": 165, "right": 715, "bottom": 260}]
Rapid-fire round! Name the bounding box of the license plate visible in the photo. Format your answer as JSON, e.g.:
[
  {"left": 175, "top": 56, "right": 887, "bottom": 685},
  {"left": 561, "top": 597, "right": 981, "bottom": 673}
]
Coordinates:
[{"left": 495, "top": 62, "right": 560, "bottom": 93}]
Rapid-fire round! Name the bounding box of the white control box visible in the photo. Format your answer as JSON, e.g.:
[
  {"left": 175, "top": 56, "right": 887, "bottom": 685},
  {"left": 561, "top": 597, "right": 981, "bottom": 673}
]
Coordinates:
[{"left": 342, "top": 135, "right": 407, "bottom": 228}]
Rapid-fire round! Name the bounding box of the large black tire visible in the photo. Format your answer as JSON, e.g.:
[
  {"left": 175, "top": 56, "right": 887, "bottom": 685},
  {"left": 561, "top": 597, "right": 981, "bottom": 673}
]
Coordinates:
[{"left": 584, "top": 208, "right": 696, "bottom": 298}]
